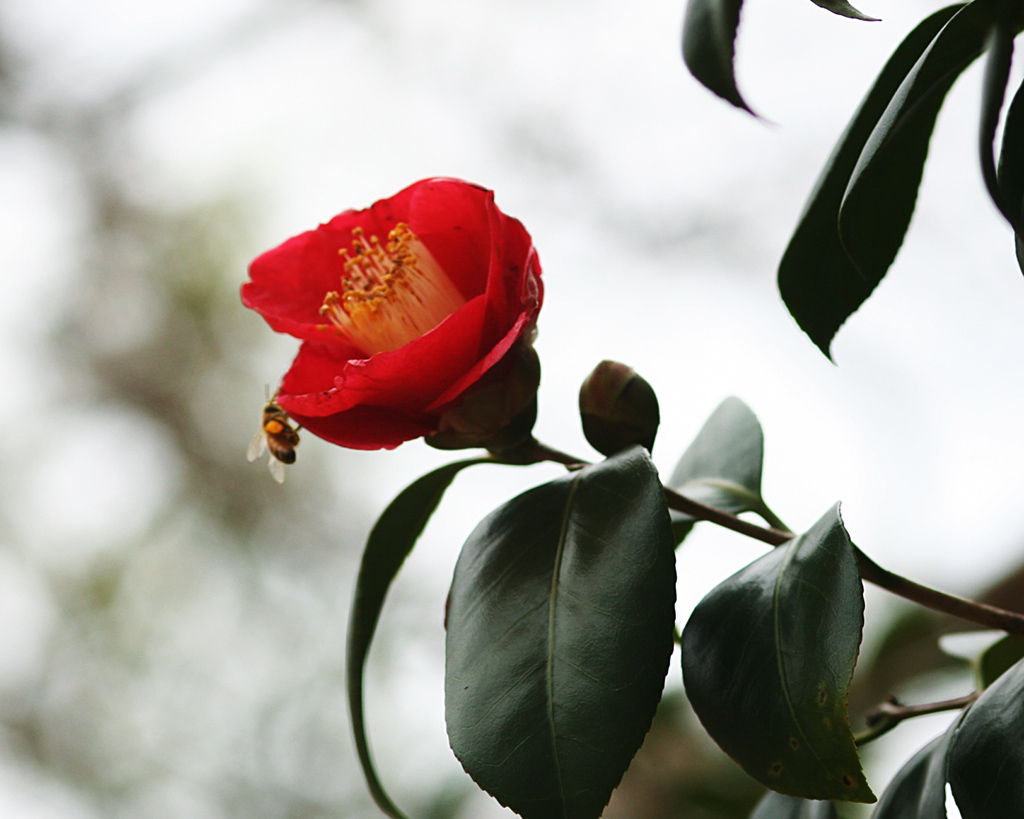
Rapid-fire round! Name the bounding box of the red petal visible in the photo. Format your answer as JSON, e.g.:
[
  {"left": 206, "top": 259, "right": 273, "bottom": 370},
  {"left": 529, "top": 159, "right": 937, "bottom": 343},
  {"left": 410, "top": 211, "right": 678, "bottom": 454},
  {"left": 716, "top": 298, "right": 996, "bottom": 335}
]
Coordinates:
[
  {"left": 278, "top": 295, "right": 488, "bottom": 417},
  {"left": 242, "top": 179, "right": 502, "bottom": 342},
  {"left": 245, "top": 178, "right": 544, "bottom": 451},
  {"left": 424, "top": 311, "right": 532, "bottom": 412},
  {"left": 401, "top": 179, "right": 494, "bottom": 300},
  {"left": 287, "top": 404, "right": 435, "bottom": 450}
]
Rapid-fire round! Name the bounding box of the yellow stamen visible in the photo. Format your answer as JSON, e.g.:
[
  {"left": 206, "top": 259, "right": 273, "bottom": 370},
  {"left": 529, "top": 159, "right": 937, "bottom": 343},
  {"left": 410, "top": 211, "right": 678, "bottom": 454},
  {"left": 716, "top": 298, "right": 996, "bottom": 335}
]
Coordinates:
[{"left": 318, "top": 223, "right": 466, "bottom": 355}]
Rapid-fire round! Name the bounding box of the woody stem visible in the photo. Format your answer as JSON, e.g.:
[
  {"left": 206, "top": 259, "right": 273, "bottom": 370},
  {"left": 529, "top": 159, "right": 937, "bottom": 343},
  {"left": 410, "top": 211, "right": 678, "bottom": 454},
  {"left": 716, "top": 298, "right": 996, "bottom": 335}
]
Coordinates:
[{"left": 854, "top": 693, "right": 978, "bottom": 746}]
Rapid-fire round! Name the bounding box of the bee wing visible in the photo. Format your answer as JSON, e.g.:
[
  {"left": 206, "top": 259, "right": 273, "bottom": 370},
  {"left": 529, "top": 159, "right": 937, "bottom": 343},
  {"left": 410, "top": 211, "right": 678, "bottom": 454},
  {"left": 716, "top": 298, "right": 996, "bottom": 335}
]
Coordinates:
[
  {"left": 247, "top": 430, "right": 268, "bottom": 462},
  {"left": 268, "top": 457, "right": 286, "bottom": 483}
]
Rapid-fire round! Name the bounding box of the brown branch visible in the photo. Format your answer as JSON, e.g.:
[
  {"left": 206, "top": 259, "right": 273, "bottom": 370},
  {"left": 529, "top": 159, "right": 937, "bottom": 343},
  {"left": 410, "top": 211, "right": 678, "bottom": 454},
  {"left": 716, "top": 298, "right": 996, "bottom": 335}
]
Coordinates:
[
  {"left": 854, "top": 692, "right": 978, "bottom": 746},
  {"left": 853, "top": 548, "right": 1024, "bottom": 636}
]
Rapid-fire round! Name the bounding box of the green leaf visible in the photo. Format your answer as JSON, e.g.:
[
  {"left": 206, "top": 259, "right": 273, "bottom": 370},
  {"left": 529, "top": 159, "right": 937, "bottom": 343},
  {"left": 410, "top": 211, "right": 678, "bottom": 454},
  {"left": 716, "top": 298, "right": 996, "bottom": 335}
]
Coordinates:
[
  {"left": 978, "top": 11, "right": 1017, "bottom": 229},
  {"left": 347, "top": 457, "right": 489, "bottom": 819},
  {"left": 874, "top": 721, "right": 961, "bottom": 819},
  {"left": 681, "top": 0, "right": 753, "bottom": 113},
  {"left": 680, "top": 0, "right": 876, "bottom": 110},
  {"left": 948, "top": 657, "right": 1024, "bottom": 817},
  {"left": 808, "top": 0, "right": 878, "bottom": 22},
  {"left": 670, "top": 397, "right": 763, "bottom": 502},
  {"left": 938, "top": 629, "right": 1024, "bottom": 689},
  {"left": 998, "top": 74, "right": 1024, "bottom": 271},
  {"left": 778, "top": 5, "right": 964, "bottom": 357},
  {"left": 1000, "top": 74, "right": 1024, "bottom": 217},
  {"left": 668, "top": 397, "right": 777, "bottom": 542},
  {"left": 937, "top": 629, "right": 1007, "bottom": 663},
  {"left": 446, "top": 446, "right": 676, "bottom": 819},
  {"left": 978, "top": 633, "right": 1024, "bottom": 688},
  {"left": 681, "top": 503, "right": 874, "bottom": 803},
  {"left": 749, "top": 791, "right": 837, "bottom": 818},
  {"left": 838, "top": 0, "right": 994, "bottom": 293}
]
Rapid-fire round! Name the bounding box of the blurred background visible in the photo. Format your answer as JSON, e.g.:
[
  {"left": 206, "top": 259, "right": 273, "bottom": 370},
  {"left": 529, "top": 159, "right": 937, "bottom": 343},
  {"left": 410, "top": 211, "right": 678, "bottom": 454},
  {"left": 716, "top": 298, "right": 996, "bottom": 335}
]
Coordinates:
[{"left": 1, "top": 0, "right": 1023, "bottom": 816}]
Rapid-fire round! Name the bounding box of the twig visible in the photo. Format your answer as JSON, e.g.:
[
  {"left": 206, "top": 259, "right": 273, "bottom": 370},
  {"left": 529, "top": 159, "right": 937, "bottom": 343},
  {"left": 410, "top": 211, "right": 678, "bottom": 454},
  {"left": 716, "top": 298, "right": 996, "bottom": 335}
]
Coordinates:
[
  {"left": 854, "top": 692, "right": 978, "bottom": 746},
  {"left": 854, "top": 549, "right": 1024, "bottom": 635}
]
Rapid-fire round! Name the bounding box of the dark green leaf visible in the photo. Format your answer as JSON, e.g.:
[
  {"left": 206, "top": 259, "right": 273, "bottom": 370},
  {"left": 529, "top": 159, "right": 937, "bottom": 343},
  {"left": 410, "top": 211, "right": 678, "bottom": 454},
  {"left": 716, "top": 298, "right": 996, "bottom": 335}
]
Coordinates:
[
  {"left": 750, "top": 791, "right": 837, "bottom": 818},
  {"left": 978, "top": 634, "right": 1024, "bottom": 689},
  {"left": 873, "top": 722, "right": 961, "bottom": 819},
  {"left": 446, "top": 446, "right": 676, "bottom": 819},
  {"left": 949, "top": 657, "right": 1024, "bottom": 817},
  {"left": 668, "top": 397, "right": 776, "bottom": 543},
  {"left": 347, "top": 457, "right": 489, "bottom": 819},
  {"left": 682, "top": 504, "right": 874, "bottom": 803},
  {"left": 838, "top": 0, "right": 994, "bottom": 295},
  {"left": 681, "top": 0, "right": 753, "bottom": 112},
  {"left": 1002, "top": 75, "right": 1024, "bottom": 212},
  {"left": 978, "top": 15, "right": 1016, "bottom": 228},
  {"left": 999, "top": 74, "right": 1024, "bottom": 271},
  {"left": 670, "top": 396, "right": 763, "bottom": 501},
  {"left": 778, "top": 5, "right": 964, "bottom": 357},
  {"left": 917, "top": 719, "right": 960, "bottom": 819},
  {"left": 669, "top": 511, "right": 697, "bottom": 545},
  {"left": 809, "top": 0, "right": 878, "bottom": 22}
]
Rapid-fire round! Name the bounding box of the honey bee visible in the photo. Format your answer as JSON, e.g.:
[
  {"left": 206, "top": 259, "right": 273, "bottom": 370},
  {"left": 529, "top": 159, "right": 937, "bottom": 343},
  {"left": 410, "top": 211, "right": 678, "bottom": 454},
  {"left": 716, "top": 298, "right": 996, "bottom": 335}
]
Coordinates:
[{"left": 247, "top": 397, "right": 300, "bottom": 483}]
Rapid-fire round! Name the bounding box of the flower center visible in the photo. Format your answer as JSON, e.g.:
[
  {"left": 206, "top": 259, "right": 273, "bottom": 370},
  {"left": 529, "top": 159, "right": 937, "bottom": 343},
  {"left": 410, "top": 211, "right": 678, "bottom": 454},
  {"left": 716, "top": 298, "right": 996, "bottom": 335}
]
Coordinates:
[{"left": 319, "top": 223, "right": 466, "bottom": 356}]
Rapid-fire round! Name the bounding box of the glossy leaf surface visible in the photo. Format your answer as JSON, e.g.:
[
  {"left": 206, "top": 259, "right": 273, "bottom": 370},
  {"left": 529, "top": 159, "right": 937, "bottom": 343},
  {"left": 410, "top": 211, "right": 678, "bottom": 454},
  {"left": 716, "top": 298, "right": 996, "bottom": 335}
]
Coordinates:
[
  {"left": 949, "top": 657, "right": 1024, "bottom": 817},
  {"left": 778, "top": 5, "right": 963, "bottom": 357},
  {"left": 750, "top": 791, "right": 837, "bottom": 818},
  {"left": 347, "top": 457, "right": 489, "bottom": 819},
  {"left": 668, "top": 397, "right": 771, "bottom": 542},
  {"left": 682, "top": 504, "right": 874, "bottom": 803},
  {"left": 838, "top": 0, "right": 993, "bottom": 296},
  {"left": 446, "top": 446, "right": 676, "bottom": 819},
  {"left": 681, "top": 0, "right": 752, "bottom": 112},
  {"left": 872, "top": 725, "right": 958, "bottom": 819}
]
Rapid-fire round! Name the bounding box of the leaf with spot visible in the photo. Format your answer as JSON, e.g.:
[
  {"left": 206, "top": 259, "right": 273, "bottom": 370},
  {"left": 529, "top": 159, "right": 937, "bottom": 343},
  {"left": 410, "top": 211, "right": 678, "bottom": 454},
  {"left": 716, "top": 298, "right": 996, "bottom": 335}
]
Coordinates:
[
  {"left": 682, "top": 503, "right": 874, "bottom": 803},
  {"left": 778, "top": 4, "right": 965, "bottom": 357},
  {"left": 445, "top": 446, "right": 676, "bottom": 819},
  {"left": 873, "top": 721, "right": 961, "bottom": 819},
  {"left": 749, "top": 791, "right": 837, "bottom": 818},
  {"left": 347, "top": 457, "right": 490, "bottom": 819},
  {"left": 668, "top": 397, "right": 775, "bottom": 544},
  {"left": 949, "top": 656, "right": 1024, "bottom": 817}
]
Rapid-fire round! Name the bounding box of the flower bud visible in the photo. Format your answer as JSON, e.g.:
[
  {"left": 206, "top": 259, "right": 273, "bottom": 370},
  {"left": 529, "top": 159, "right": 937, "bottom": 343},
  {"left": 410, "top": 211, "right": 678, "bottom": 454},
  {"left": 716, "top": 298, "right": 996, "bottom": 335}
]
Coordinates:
[
  {"left": 426, "top": 343, "right": 541, "bottom": 452},
  {"left": 579, "top": 360, "right": 660, "bottom": 456}
]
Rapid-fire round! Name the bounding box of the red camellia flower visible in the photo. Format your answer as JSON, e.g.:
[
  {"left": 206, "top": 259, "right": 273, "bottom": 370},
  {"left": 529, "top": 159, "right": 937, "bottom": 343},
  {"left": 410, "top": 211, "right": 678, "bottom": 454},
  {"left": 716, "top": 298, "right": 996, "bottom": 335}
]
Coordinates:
[{"left": 241, "top": 178, "right": 543, "bottom": 450}]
